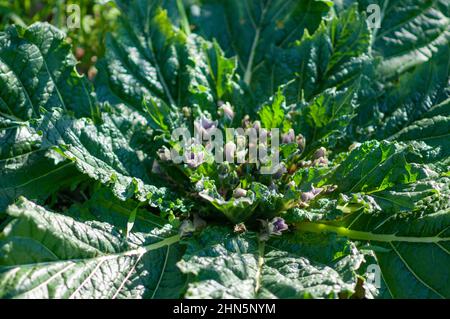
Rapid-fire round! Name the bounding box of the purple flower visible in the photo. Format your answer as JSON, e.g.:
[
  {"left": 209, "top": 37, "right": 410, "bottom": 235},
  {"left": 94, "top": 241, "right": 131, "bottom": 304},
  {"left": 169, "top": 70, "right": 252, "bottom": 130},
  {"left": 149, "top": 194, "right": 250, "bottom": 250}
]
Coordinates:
[
  {"left": 233, "top": 187, "right": 247, "bottom": 198},
  {"left": 270, "top": 217, "right": 288, "bottom": 235},
  {"left": 194, "top": 116, "right": 218, "bottom": 140},
  {"left": 282, "top": 129, "right": 295, "bottom": 144},
  {"left": 201, "top": 117, "right": 216, "bottom": 130},
  {"left": 259, "top": 217, "right": 289, "bottom": 241},
  {"left": 184, "top": 149, "right": 205, "bottom": 168},
  {"left": 301, "top": 187, "right": 323, "bottom": 203},
  {"left": 313, "top": 147, "right": 327, "bottom": 159},
  {"left": 157, "top": 147, "right": 171, "bottom": 161}
]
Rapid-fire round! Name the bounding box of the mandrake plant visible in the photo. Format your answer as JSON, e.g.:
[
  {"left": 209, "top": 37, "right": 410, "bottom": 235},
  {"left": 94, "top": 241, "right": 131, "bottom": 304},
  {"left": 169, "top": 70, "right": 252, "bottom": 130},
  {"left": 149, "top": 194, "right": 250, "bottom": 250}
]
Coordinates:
[{"left": 0, "top": 0, "right": 449, "bottom": 299}]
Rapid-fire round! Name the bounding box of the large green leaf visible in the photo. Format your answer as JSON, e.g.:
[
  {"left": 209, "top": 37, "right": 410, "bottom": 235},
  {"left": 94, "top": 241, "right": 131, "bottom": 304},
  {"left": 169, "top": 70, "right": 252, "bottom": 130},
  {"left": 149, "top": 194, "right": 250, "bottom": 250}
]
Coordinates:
[
  {"left": 0, "top": 22, "right": 189, "bottom": 215},
  {"left": 35, "top": 108, "right": 190, "bottom": 215},
  {"left": 0, "top": 23, "right": 98, "bottom": 120},
  {"left": 338, "top": 0, "right": 450, "bottom": 78},
  {"left": 297, "top": 139, "right": 450, "bottom": 298},
  {"left": 372, "top": 0, "right": 450, "bottom": 78},
  {"left": 96, "top": 0, "right": 245, "bottom": 121},
  {"left": 0, "top": 117, "right": 84, "bottom": 211},
  {"left": 375, "top": 46, "right": 450, "bottom": 141},
  {"left": 0, "top": 23, "right": 95, "bottom": 211},
  {"left": 186, "top": 0, "right": 332, "bottom": 87},
  {"left": 326, "top": 140, "right": 445, "bottom": 194},
  {"left": 0, "top": 195, "right": 185, "bottom": 299},
  {"left": 297, "top": 207, "right": 450, "bottom": 298},
  {"left": 258, "top": 5, "right": 371, "bottom": 104},
  {"left": 178, "top": 226, "right": 366, "bottom": 298}
]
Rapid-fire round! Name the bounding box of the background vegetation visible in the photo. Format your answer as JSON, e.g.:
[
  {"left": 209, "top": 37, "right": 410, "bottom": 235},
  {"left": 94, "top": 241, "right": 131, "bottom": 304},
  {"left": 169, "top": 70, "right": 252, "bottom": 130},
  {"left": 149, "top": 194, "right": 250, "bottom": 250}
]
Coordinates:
[{"left": 0, "top": 0, "right": 120, "bottom": 76}]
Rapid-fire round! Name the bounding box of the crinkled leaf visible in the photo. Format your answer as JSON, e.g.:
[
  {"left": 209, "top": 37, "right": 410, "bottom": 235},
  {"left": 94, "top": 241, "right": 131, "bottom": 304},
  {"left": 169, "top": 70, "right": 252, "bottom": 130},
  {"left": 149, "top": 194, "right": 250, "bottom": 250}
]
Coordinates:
[
  {"left": 0, "top": 196, "right": 185, "bottom": 299},
  {"left": 298, "top": 206, "right": 450, "bottom": 298},
  {"left": 257, "top": 5, "right": 371, "bottom": 104},
  {"left": 96, "top": 0, "right": 244, "bottom": 123},
  {"left": 178, "top": 226, "right": 365, "bottom": 299},
  {"left": 186, "top": 0, "right": 332, "bottom": 88},
  {"left": 0, "top": 23, "right": 97, "bottom": 210}
]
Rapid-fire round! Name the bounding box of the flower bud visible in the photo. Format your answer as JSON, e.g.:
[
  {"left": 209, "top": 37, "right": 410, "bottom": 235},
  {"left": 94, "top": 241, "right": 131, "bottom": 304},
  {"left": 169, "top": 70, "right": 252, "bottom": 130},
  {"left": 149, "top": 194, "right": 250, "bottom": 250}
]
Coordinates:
[
  {"left": 282, "top": 129, "right": 295, "bottom": 144},
  {"left": 179, "top": 220, "right": 196, "bottom": 238},
  {"left": 151, "top": 161, "right": 161, "bottom": 174},
  {"left": 253, "top": 121, "right": 261, "bottom": 132},
  {"left": 312, "top": 187, "right": 323, "bottom": 196},
  {"left": 184, "top": 150, "right": 205, "bottom": 168},
  {"left": 313, "top": 147, "right": 327, "bottom": 159},
  {"left": 301, "top": 191, "right": 315, "bottom": 202},
  {"left": 301, "top": 187, "right": 323, "bottom": 203},
  {"left": 234, "top": 223, "right": 247, "bottom": 234},
  {"left": 194, "top": 116, "right": 218, "bottom": 140},
  {"left": 157, "top": 147, "right": 171, "bottom": 161},
  {"left": 273, "top": 163, "right": 287, "bottom": 179},
  {"left": 271, "top": 217, "right": 288, "bottom": 235},
  {"left": 233, "top": 187, "right": 247, "bottom": 198},
  {"left": 219, "top": 102, "right": 235, "bottom": 120},
  {"left": 242, "top": 115, "right": 251, "bottom": 128},
  {"left": 296, "top": 134, "right": 306, "bottom": 151},
  {"left": 182, "top": 106, "right": 191, "bottom": 118},
  {"left": 349, "top": 142, "right": 361, "bottom": 152},
  {"left": 312, "top": 156, "right": 329, "bottom": 166}
]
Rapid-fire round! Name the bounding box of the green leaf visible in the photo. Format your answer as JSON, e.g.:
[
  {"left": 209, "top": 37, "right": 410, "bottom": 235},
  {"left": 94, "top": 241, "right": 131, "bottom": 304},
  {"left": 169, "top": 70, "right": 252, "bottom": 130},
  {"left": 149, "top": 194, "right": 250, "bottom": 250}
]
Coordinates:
[
  {"left": 390, "top": 115, "right": 450, "bottom": 160},
  {"left": 0, "top": 195, "right": 185, "bottom": 299},
  {"left": 258, "top": 88, "right": 285, "bottom": 129},
  {"left": 96, "top": 0, "right": 243, "bottom": 120},
  {"left": 297, "top": 206, "right": 450, "bottom": 298},
  {"left": 0, "top": 21, "right": 189, "bottom": 215},
  {"left": 372, "top": 0, "right": 450, "bottom": 78},
  {"left": 0, "top": 117, "right": 84, "bottom": 211},
  {"left": 376, "top": 46, "right": 450, "bottom": 140},
  {"left": 178, "top": 226, "right": 365, "bottom": 299},
  {"left": 0, "top": 23, "right": 98, "bottom": 120},
  {"left": 37, "top": 109, "right": 189, "bottom": 215},
  {"left": 293, "top": 86, "right": 358, "bottom": 153},
  {"left": 326, "top": 140, "right": 444, "bottom": 194},
  {"left": 255, "top": 5, "right": 371, "bottom": 104},
  {"left": 0, "top": 23, "right": 98, "bottom": 210},
  {"left": 187, "top": 0, "right": 332, "bottom": 87}
]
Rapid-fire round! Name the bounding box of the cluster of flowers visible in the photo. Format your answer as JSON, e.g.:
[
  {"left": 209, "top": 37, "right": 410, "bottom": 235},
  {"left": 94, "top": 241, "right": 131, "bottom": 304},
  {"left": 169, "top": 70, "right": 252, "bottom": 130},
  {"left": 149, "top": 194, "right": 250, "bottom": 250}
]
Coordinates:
[{"left": 156, "top": 103, "right": 333, "bottom": 240}]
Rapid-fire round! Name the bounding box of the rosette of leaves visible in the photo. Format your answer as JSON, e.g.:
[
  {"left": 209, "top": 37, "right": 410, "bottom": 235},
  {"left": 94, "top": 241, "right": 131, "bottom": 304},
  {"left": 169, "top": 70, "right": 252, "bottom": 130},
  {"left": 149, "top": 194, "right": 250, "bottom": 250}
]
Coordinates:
[{"left": 0, "top": 0, "right": 449, "bottom": 299}]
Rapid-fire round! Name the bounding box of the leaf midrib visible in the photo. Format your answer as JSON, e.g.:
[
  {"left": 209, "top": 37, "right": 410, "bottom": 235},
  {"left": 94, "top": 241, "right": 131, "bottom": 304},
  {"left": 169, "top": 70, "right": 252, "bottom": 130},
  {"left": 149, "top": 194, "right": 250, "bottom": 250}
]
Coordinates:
[{"left": 297, "top": 222, "right": 450, "bottom": 243}]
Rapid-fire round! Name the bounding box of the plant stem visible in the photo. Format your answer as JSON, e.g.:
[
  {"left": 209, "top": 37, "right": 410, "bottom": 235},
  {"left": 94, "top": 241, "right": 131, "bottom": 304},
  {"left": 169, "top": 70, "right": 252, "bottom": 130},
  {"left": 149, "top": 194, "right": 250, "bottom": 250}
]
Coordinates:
[{"left": 296, "top": 222, "right": 450, "bottom": 243}]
